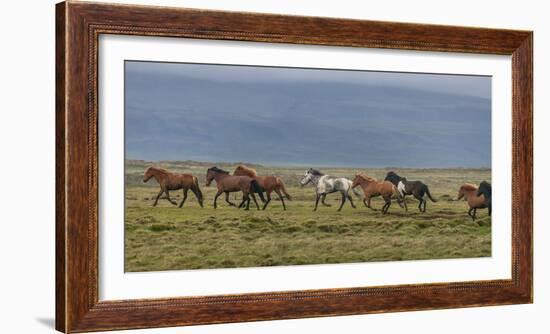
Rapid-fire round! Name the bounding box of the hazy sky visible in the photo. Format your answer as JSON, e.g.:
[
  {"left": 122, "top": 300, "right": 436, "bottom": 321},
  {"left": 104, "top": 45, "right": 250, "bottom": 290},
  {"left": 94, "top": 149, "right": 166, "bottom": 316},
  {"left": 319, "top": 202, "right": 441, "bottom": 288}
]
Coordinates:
[{"left": 125, "top": 61, "right": 491, "bottom": 168}]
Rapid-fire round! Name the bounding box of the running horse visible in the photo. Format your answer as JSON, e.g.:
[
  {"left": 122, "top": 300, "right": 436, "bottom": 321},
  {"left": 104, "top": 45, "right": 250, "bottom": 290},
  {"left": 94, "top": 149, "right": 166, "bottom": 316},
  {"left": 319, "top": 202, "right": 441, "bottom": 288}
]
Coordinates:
[
  {"left": 233, "top": 165, "right": 292, "bottom": 210},
  {"left": 384, "top": 171, "right": 437, "bottom": 212},
  {"left": 351, "top": 173, "right": 404, "bottom": 214},
  {"left": 457, "top": 183, "right": 488, "bottom": 220},
  {"left": 143, "top": 166, "right": 203, "bottom": 207},
  {"left": 300, "top": 168, "right": 360, "bottom": 211},
  {"left": 205, "top": 167, "right": 266, "bottom": 210}
]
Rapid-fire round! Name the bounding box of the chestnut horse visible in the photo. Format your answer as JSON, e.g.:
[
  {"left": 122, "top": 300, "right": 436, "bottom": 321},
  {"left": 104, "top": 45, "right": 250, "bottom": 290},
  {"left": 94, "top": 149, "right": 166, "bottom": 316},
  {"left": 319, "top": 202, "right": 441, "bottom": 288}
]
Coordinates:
[
  {"left": 457, "top": 183, "right": 488, "bottom": 220},
  {"left": 143, "top": 166, "right": 203, "bottom": 208},
  {"left": 351, "top": 173, "right": 403, "bottom": 214},
  {"left": 233, "top": 165, "right": 291, "bottom": 210},
  {"left": 205, "top": 167, "right": 265, "bottom": 210}
]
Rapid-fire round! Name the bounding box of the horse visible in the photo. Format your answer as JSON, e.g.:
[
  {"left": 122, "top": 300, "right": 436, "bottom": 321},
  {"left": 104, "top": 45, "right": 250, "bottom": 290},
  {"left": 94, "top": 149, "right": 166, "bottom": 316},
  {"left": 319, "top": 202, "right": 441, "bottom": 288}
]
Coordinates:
[
  {"left": 233, "top": 165, "right": 292, "bottom": 210},
  {"left": 300, "top": 168, "right": 360, "bottom": 211},
  {"left": 384, "top": 171, "right": 437, "bottom": 212},
  {"left": 143, "top": 166, "right": 203, "bottom": 208},
  {"left": 351, "top": 173, "right": 403, "bottom": 214},
  {"left": 205, "top": 167, "right": 266, "bottom": 210},
  {"left": 476, "top": 181, "right": 492, "bottom": 216},
  {"left": 457, "top": 183, "right": 488, "bottom": 220}
]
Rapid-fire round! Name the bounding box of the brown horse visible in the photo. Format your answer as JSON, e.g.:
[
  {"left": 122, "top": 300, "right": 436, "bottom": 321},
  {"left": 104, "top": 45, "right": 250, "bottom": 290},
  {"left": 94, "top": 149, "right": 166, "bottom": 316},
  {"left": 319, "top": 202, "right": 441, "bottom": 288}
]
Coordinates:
[
  {"left": 351, "top": 173, "right": 403, "bottom": 214},
  {"left": 143, "top": 166, "right": 203, "bottom": 208},
  {"left": 233, "top": 165, "right": 292, "bottom": 210},
  {"left": 457, "top": 183, "right": 487, "bottom": 220},
  {"left": 205, "top": 167, "right": 266, "bottom": 210}
]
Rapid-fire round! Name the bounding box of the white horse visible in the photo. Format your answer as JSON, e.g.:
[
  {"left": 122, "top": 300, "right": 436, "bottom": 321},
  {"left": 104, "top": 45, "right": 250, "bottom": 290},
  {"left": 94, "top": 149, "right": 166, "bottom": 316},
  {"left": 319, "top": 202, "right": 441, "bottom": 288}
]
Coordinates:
[{"left": 300, "top": 168, "right": 361, "bottom": 211}]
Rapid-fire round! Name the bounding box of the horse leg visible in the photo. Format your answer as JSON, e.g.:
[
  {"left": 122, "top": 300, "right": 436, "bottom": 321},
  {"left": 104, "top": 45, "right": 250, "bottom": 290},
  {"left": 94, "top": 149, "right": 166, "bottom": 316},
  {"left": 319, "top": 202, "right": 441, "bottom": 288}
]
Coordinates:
[
  {"left": 337, "top": 192, "right": 346, "bottom": 211},
  {"left": 422, "top": 197, "right": 427, "bottom": 212},
  {"left": 190, "top": 187, "right": 203, "bottom": 207},
  {"left": 225, "top": 192, "right": 236, "bottom": 206},
  {"left": 244, "top": 194, "right": 251, "bottom": 210},
  {"left": 347, "top": 192, "right": 356, "bottom": 208},
  {"left": 153, "top": 189, "right": 163, "bottom": 207},
  {"left": 165, "top": 190, "right": 177, "bottom": 205},
  {"left": 472, "top": 208, "right": 477, "bottom": 221},
  {"left": 178, "top": 189, "right": 188, "bottom": 208},
  {"left": 488, "top": 204, "right": 492, "bottom": 216},
  {"left": 262, "top": 190, "right": 272, "bottom": 210},
  {"left": 402, "top": 196, "right": 408, "bottom": 212},
  {"left": 274, "top": 189, "right": 286, "bottom": 210},
  {"left": 321, "top": 194, "right": 332, "bottom": 207},
  {"left": 213, "top": 190, "right": 223, "bottom": 209},
  {"left": 251, "top": 193, "right": 260, "bottom": 210},
  {"left": 314, "top": 194, "right": 321, "bottom": 211},
  {"left": 237, "top": 195, "right": 247, "bottom": 209},
  {"left": 364, "top": 197, "right": 376, "bottom": 211},
  {"left": 383, "top": 198, "right": 391, "bottom": 214}
]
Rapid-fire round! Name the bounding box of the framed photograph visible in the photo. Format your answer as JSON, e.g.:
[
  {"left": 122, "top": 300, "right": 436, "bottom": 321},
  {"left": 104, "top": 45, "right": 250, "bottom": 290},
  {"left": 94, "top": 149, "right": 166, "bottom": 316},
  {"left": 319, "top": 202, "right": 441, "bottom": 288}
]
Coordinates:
[{"left": 56, "top": 1, "right": 532, "bottom": 332}]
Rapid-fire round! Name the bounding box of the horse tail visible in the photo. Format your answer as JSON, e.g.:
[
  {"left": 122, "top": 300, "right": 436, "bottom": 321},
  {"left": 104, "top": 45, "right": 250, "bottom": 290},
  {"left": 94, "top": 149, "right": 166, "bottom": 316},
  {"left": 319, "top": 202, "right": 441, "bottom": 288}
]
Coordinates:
[
  {"left": 250, "top": 180, "right": 266, "bottom": 202},
  {"left": 425, "top": 185, "right": 437, "bottom": 202},
  {"left": 277, "top": 177, "right": 292, "bottom": 200},
  {"left": 192, "top": 176, "right": 203, "bottom": 203}
]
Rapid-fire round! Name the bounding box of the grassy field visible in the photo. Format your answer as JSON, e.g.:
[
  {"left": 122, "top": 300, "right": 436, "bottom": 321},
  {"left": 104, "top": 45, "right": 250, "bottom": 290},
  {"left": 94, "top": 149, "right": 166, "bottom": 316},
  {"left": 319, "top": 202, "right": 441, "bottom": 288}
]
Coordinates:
[{"left": 125, "top": 160, "right": 491, "bottom": 272}]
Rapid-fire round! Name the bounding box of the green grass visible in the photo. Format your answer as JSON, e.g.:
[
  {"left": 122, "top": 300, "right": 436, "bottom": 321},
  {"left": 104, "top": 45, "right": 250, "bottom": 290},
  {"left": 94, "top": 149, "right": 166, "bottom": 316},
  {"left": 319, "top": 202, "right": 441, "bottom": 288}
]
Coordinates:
[{"left": 125, "top": 160, "right": 491, "bottom": 272}]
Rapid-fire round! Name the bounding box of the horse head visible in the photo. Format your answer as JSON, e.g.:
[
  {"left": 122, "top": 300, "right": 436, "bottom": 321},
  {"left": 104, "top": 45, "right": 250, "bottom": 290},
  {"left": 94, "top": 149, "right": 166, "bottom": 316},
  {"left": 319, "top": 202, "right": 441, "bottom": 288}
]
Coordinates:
[
  {"left": 205, "top": 167, "right": 216, "bottom": 186},
  {"left": 457, "top": 187, "right": 465, "bottom": 201},
  {"left": 143, "top": 167, "right": 155, "bottom": 183},
  {"left": 384, "top": 171, "right": 401, "bottom": 185},
  {"left": 300, "top": 169, "right": 320, "bottom": 186},
  {"left": 206, "top": 167, "right": 229, "bottom": 186},
  {"left": 351, "top": 173, "right": 363, "bottom": 188}
]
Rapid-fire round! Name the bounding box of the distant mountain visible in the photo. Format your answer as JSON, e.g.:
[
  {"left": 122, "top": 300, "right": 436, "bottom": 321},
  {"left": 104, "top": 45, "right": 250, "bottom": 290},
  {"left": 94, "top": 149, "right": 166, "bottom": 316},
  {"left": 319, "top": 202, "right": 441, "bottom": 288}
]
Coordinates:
[{"left": 125, "top": 64, "right": 491, "bottom": 168}]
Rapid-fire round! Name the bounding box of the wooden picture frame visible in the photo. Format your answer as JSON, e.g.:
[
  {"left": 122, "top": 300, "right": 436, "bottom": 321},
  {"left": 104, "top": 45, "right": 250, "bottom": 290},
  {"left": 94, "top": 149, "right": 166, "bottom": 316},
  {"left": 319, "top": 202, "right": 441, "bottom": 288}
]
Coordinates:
[{"left": 56, "top": 1, "right": 533, "bottom": 332}]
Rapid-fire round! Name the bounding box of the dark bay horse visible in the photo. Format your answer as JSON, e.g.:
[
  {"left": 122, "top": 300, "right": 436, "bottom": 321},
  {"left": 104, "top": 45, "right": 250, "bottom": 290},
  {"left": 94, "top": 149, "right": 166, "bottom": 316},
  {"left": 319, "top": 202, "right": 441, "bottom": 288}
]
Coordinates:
[
  {"left": 458, "top": 183, "right": 488, "bottom": 220},
  {"left": 351, "top": 173, "right": 403, "bottom": 214},
  {"left": 476, "top": 181, "right": 492, "bottom": 216},
  {"left": 205, "top": 167, "right": 265, "bottom": 210},
  {"left": 233, "top": 165, "right": 291, "bottom": 210},
  {"left": 384, "top": 171, "right": 437, "bottom": 212},
  {"left": 143, "top": 166, "right": 203, "bottom": 207}
]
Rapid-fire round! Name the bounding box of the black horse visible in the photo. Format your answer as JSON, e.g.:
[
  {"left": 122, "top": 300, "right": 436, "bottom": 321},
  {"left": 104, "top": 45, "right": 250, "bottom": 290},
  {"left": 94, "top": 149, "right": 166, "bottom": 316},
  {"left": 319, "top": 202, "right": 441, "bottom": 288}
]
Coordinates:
[
  {"left": 476, "top": 181, "right": 492, "bottom": 216},
  {"left": 384, "top": 171, "right": 437, "bottom": 212}
]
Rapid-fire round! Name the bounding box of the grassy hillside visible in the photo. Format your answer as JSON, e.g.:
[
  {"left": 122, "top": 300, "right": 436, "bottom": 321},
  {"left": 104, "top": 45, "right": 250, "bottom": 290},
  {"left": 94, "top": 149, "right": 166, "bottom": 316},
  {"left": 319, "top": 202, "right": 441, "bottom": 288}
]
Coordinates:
[{"left": 125, "top": 160, "right": 491, "bottom": 272}]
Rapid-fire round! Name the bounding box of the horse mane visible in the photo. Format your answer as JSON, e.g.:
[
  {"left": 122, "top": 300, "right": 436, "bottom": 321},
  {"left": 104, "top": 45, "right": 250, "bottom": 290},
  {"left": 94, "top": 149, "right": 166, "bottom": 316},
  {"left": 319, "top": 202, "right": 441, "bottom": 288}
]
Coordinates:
[
  {"left": 479, "top": 181, "right": 491, "bottom": 188},
  {"left": 461, "top": 183, "right": 478, "bottom": 191},
  {"left": 308, "top": 168, "right": 324, "bottom": 176},
  {"left": 147, "top": 166, "right": 170, "bottom": 175},
  {"left": 386, "top": 171, "right": 402, "bottom": 179},
  {"left": 208, "top": 166, "right": 229, "bottom": 174},
  {"left": 234, "top": 165, "right": 257, "bottom": 177},
  {"left": 356, "top": 173, "right": 376, "bottom": 182}
]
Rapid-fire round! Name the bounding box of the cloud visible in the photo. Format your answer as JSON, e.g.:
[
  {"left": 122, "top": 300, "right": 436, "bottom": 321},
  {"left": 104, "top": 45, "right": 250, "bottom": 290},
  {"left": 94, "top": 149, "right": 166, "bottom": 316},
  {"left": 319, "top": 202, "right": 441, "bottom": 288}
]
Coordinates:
[
  {"left": 125, "top": 61, "right": 491, "bottom": 168},
  {"left": 126, "top": 60, "right": 491, "bottom": 99}
]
